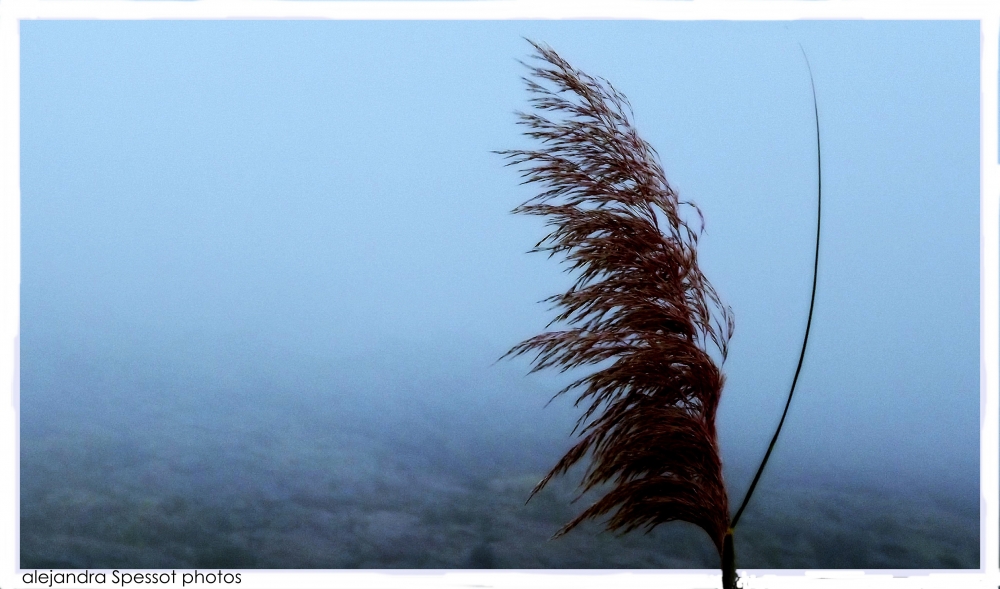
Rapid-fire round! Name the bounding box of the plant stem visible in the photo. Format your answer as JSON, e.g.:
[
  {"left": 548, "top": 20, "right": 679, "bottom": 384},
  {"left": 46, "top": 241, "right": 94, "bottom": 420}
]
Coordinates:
[
  {"left": 730, "top": 43, "right": 821, "bottom": 532},
  {"left": 722, "top": 529, "right": 736, "bottom": 589}
]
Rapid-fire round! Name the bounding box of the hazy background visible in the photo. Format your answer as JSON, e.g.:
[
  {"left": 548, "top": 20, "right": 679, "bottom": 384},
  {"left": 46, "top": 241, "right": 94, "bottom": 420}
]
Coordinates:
[{"left": 20, "top": 20, "right": 979, "bottom": 569}]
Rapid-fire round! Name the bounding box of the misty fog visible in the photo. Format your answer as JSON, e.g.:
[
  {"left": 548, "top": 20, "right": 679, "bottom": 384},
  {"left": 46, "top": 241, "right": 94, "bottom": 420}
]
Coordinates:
[{"left": 19, "top": 20, "right": 980, "bottom": 568}]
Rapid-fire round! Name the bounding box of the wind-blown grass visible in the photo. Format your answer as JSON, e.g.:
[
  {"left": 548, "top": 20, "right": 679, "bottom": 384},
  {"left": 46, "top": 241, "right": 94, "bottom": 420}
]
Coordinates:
[{"left": 499, "top": 41, "right": 736, "bottom": 571}]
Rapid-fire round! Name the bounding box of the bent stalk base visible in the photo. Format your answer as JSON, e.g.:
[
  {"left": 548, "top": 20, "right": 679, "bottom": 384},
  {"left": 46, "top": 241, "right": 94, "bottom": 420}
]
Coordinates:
[{"left": 722, "top": 529, "right": 737, "bottom": 589}]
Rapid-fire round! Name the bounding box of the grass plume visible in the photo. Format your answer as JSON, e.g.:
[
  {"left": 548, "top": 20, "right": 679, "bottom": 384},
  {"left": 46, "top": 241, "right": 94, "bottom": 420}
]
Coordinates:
[{"left": 498, "top": 40, "right": 736, "bottom": 565}]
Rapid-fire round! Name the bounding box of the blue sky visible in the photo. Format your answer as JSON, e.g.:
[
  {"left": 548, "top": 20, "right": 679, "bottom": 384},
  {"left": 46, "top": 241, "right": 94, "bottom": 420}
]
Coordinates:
[{"left": 20, "top": 19, "right": 980, "bottom": 503}]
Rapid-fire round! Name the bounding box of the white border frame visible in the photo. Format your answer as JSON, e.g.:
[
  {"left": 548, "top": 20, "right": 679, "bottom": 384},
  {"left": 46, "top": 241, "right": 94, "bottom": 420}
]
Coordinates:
[{"left": 1, "top": 2, "right": 997, "bottom": 588}]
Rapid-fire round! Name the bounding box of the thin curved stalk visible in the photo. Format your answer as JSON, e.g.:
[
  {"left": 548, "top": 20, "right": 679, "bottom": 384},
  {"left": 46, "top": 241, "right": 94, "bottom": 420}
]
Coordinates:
[{"left": 731, "top": 44, "right": 822, "bottom": 532}]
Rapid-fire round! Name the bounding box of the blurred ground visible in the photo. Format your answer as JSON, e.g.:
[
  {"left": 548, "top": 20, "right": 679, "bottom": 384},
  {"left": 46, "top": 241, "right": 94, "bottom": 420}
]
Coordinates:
[{"left": 21, "top": 415, "right": 977, "bottom": 570}]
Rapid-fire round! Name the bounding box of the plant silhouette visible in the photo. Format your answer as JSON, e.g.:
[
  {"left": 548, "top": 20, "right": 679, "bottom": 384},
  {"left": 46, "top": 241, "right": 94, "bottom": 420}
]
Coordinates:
[{"left": 500, "top": 41, "right": 821, "bottom": 589}]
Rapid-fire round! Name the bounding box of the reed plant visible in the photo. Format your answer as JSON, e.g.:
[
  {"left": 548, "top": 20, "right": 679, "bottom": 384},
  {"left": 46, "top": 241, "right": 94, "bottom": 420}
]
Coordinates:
[{"left": 500, "top": 40, "right": 821, "bottom": 589}]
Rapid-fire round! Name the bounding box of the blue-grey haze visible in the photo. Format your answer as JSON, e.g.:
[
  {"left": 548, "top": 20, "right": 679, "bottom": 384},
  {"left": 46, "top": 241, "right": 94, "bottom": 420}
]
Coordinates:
[{"left": 19, "top": 20, "right": 979, "bottom": 568}]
